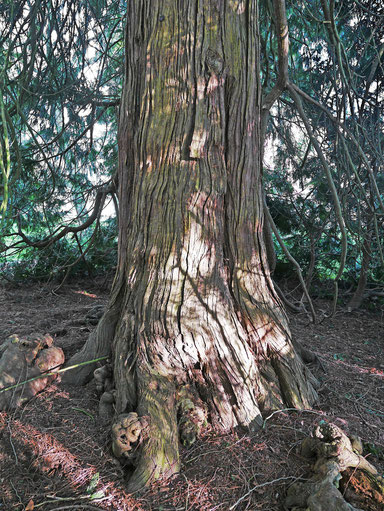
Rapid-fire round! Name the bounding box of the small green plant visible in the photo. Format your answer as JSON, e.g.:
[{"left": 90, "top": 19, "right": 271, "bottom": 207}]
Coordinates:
[
  {"left": 85, "top": 472, "right": 105, "bottom": 501},
  {"left": 364, "top": 443, "right": 384, "bottom": 460}
]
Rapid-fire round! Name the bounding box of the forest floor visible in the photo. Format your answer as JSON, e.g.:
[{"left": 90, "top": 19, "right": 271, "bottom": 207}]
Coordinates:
[{"left": 0, "top": 278, "right": 383, "bottom": 511}]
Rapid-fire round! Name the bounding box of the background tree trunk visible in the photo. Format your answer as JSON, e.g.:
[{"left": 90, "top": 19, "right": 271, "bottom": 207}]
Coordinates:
[
  {"left": 65, "top": 0, "right": 317, "bottom": 491},
  {"left": 347, "top": 229, "right": 372, "bottom": 310}
]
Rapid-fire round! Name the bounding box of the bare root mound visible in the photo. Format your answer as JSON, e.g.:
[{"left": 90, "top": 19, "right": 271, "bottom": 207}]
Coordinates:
[
  {"left": 0, "top": 333, "right": 64, "bottom": 410},
  {"left": 0, "top": 280, "right": 383, "bottom": 510},
  {"left": 285, "top": 421, "right": 383, "bottom": 510}
]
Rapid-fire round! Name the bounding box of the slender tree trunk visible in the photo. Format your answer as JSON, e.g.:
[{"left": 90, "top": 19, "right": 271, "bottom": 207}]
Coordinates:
[
  {"left": 347, "top": 230, "right": 372, "bottom": 310},
  {"left": 65, "top": 0, "right": 317, "bottom": 491}
]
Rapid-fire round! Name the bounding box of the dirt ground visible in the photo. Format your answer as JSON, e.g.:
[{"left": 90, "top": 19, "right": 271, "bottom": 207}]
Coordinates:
[{"left": 0, "top": 278, "right": 383, "bottom": 510}]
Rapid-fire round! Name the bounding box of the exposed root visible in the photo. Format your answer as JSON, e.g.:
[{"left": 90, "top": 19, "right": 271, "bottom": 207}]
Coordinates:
[
  {"left": 111, "top": 412, "right": 149, "bottom": 462},
  {"left": 272, "top": 355, "right": 319, "bottom": 409},
  {"left": 340, "top": 468, "right": 384, "bottom": 511},
  {"left": 61, "top": 296, "right": 123, "bottom": 385},
  {"left": 94, "top": 363, "right": 113, "bottom": 395},
  {"left": 92, "top": 362, "right": 116, "bottom": 418},
  {"left": 0, "top": 333, "right": 64, "bottom": 410},
  {"left": 291, "top": 338, "right": 326, "bottom": 372},
  {"left": 177, "top": 385, "right": 208, "bottom": 448},
  {"left": 108, "top": 370, "right": 181, "bottom": 493},
  {"left": 108, "top": 353, "right": 318, "bottom": 492},
  {"left": 85, "top": 304, "right": 105, "bottom": 325},
  {"left": 285, "top": 422, "right": 383, "bottom": 511},
  {"left": 99, "top": 389, "right": 116, "bottom": 419}
]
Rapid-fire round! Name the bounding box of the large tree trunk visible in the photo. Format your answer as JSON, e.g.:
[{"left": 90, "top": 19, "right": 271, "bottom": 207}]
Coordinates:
[{"left": 65, "top": 0, "right": 317, "bottom": 491}]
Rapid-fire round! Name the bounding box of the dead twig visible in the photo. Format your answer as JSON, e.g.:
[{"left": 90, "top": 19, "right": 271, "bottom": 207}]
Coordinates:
[
  {"left": 262, "top": 408, "right": 325, "bottom": 429},
  {"left": 229, "top": 475, "right": 301, "bottom": 510},
  {"left": 7, "top": 420, "right": 18, "bottom": 464}
]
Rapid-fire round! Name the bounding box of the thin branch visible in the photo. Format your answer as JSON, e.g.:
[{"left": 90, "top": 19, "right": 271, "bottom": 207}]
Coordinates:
[
  {"left": 288, "top": 83, "right": 348, "bottom": 286},
  {"left": 264, "top": 196, "right": 317, "bottom": 322},
  {"left": 261, "top": 0, "right": 290, "bottom": 143},
  {"left": 16, "top": 184, "right": 111, "bottom": 249},
  {"left": 262, "top": 0, "right": 289, "bottom": 111},
  {"left": 53, "top": 217, "right": 101, "bottom": 293},
  {"left": 262, "top": 407, "right": 325, "bottom": 429},
  {"left": 229, "top": 476, "right": 303, "bottom": 510},
  {"left": 290, "top": 83, "right": 384, "bottom": 214}
]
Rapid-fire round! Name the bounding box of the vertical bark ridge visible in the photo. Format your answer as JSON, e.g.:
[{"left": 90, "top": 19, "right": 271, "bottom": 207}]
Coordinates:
[{"left": 113, "top": 0, "right": 269, "bottom": 432}]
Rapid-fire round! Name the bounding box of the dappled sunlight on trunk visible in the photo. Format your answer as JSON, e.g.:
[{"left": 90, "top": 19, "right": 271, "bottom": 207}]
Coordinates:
[{"left": 64, "top": 0, "right": 318, "bottom": 491}]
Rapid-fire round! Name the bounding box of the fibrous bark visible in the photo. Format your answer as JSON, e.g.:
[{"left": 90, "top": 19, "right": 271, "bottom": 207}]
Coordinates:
[{"left": 64, "top": 0, "right": 318, "bottom": 491}]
